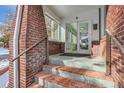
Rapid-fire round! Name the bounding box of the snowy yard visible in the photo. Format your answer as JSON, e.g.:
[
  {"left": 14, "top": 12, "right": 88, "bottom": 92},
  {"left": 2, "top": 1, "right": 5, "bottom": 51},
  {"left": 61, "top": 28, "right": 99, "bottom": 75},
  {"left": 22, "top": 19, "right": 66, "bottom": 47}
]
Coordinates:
[
  {"left": 0, "top": 48, "right": 9, "bottom": 55},
  {"left": 0, "top": 59, "right": 9, "bottom": 70},
  {"left": 0, "top": 48, "right": 9, "bottom": 88},
  {"left": 0, "top": 71, "right": 9, "bottom": 88}
]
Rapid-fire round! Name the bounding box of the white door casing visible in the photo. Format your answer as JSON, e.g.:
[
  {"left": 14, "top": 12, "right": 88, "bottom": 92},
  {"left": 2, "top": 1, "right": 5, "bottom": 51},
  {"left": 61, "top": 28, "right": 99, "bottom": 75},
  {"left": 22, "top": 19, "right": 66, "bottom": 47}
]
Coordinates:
[
  {"left": 65, "top": 19, "right": 92, "bottom": 54},
  {"left": 77, "top": 20, "right": 92, "bottom": 54}
]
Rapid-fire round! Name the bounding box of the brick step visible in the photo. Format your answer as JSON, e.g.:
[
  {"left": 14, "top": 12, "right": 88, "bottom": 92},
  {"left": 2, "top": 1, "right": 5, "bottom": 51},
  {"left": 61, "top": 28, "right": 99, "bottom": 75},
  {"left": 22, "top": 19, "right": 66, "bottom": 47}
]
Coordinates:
[
  {"left": 28, "top": 83, "right": 45, "bottom": 88},
  {"left": 49, "top": 56, "right": 106, "bottom": 72},
  {"left": 43, "top": 64, "right": 117, "bottom": 88},
  {"left": 34, "top": 71, "right": 104, "bottom": 88}
]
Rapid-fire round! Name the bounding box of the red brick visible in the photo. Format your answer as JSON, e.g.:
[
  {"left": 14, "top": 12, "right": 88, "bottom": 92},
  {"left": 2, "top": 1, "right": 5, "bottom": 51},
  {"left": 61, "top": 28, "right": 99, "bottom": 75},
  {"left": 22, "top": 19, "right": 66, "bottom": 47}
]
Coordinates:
[
  {"left": 9, "top": 5, "right": 48, "bottom": 88},
  {"left": 106, "top": 5, "right": 124, "bottom": 87}
]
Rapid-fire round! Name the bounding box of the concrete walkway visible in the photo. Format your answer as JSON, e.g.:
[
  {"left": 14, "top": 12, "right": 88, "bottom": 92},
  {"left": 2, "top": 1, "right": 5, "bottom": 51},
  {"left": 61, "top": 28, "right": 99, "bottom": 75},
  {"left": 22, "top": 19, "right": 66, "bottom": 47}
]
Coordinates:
[{"left": 49, "top": 54, "right": 106, "bottom": 72}]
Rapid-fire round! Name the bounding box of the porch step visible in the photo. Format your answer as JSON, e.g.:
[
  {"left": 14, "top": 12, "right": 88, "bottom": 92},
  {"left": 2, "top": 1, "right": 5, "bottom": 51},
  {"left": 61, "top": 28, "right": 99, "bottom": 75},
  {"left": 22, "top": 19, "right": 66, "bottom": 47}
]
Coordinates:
[
  {"left": 28, "top": 83, "right": 45, "bottom": 88},
  {"left": 34, "top": 71, "right": 104, "bottom": 88},
  {"left": 43, "top": 64, "right": 116, "bottom": 88},
  {"left": 49, "top": 55, "right": 106, "bottom": 72}
]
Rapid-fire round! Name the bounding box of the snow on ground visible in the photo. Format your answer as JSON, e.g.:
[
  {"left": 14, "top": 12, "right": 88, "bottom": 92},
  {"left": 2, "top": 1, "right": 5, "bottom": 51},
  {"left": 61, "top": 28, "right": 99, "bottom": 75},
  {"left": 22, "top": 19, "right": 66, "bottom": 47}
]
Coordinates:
[
  {"left": 0, "top": 71, "right": 9, "bottom": 88},
  {"left": 0, "top": 59, "right": 9, "bottom": 70},
  {"left": 0, "top": 48, "right": 9, "bottom": 55},
  {"left": 0, "top": 48, "right": 9, "bottom": 88}
]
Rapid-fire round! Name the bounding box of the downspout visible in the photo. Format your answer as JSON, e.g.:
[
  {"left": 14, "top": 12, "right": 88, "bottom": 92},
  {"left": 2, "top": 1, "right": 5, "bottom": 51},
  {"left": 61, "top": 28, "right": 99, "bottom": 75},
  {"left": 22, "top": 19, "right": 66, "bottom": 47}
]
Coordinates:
[{"left": 13, "top": 5, "right": 23, "bottom": 88}]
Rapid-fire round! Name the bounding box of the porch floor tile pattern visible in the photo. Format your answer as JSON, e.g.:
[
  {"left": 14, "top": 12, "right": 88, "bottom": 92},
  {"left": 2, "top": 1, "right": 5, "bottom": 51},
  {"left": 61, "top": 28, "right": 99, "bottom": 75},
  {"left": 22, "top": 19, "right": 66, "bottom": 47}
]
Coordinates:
[
  {"left": 49, "top": 55, "right": 106, "bottom": 72},
  {"left": 28, "top": 83, "right": 44, "bottom": 88},
  {"left": 43, "top": 64, "right": 113, "bottom": 82},
  {"left": 35, "top": 71, "right": 104, "bottom": 88}
]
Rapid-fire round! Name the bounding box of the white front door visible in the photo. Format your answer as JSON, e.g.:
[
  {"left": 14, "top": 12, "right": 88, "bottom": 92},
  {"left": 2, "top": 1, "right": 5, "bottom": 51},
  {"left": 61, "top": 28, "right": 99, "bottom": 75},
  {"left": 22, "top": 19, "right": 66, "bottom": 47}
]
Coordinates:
[
  {"left": 66, "top": 20, "right": 91, "bottom": 54},
  {"left": 77, "top": 20, "right": 91, "bottom": 54}
]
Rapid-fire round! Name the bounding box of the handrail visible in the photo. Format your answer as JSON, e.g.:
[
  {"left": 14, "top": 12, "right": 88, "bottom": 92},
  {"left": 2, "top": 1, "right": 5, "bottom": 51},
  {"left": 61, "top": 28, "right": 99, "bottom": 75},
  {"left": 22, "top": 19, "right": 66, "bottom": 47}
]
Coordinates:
[
  {"left": 11, "top": 37, "right": 47, "bottom": 62},
  {"left": 106, "top": 29, "right": 124, "bottom": 55}
]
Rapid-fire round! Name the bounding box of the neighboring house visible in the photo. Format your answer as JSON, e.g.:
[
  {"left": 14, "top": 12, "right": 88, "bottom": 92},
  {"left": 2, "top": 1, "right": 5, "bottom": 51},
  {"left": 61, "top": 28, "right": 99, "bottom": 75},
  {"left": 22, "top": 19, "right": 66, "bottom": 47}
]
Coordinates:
[{"left": 8, "top": 5, "right": 124, "bottom": 88}]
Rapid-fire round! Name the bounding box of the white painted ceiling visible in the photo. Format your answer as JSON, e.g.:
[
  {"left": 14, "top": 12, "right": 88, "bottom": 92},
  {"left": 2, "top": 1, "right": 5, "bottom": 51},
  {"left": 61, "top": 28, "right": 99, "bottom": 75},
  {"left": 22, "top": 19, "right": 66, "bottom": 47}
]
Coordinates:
[{"left": 46, "top": 5, "right": 103, "bottom": 19}]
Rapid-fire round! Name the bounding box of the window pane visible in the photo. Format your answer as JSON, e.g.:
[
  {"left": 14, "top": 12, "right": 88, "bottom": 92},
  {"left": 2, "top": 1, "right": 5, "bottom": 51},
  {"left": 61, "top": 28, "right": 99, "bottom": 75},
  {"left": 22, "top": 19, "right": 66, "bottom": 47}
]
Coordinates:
[
  {"left": 45, "top": 16, "right": 52, "bottom": 39},
  {"left": 61, "top": 27, "right": 65, "bottom": 42},
  {"left": 66, "top": 23, "right": 77, "bottom": 52},
  {"left": 45, "top": 14, "right": 65, "bottom": 42}
]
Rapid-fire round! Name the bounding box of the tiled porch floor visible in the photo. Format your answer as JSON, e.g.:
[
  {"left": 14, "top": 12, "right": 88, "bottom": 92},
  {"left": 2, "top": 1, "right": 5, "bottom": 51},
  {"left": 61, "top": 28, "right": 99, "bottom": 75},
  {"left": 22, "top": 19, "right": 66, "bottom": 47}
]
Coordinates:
[{"left": 49, "top": 54, "right": 106, "bottom": 72}]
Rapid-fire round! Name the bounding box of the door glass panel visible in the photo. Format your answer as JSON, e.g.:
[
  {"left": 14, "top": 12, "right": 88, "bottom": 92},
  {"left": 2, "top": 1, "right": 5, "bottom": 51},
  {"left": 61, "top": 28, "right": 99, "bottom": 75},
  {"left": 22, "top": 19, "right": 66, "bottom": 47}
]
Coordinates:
[
  {"left": 79, "top": 22, "right": 89, "bottom": 50},
  {"left": 66, "top": 23, "right": 77, "bottom": 52}
]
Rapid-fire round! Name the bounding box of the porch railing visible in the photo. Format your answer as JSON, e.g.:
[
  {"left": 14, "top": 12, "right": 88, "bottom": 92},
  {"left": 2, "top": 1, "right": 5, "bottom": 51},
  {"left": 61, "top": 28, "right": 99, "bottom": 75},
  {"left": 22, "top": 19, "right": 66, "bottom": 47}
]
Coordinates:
[
  {"left": 11, "top": 37, "right": 48, "bottom": 62},
  {"left": 106, "top": 29, "right": 124, "bottom": 75},
  {"left": 7, "top": 37, "right": 48, "bottom": 88}
]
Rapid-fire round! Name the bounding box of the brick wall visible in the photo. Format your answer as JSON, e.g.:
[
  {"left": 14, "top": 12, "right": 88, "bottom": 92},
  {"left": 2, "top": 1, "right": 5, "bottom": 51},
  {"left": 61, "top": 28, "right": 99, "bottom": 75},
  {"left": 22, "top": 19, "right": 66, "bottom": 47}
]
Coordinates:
[
  {"left": 106, "top": 5, "right": 124, "bottom": 87},
  {"left": 20, "top": 5, "right": 47, "bottom": 87},
  {"left": 8, "top": 32, "right": 14, "bottom": 88},
  {"left": 91, "top": 37, "right": 106, "bottom": 58},
  {"left": 99, "top": 36, "right": 106, "bottom": 58},
  {"left": 9, "top": 5, "right": 48, "bottom": 88},
  {"left": 91, "top": 41, "right": 100, "bottom": 57},
  {"left": 8, "top": 7, "right": 17, "bottom": 87},
  {"left": 49, "top": 41, "right": 65, "bottom": 55}
]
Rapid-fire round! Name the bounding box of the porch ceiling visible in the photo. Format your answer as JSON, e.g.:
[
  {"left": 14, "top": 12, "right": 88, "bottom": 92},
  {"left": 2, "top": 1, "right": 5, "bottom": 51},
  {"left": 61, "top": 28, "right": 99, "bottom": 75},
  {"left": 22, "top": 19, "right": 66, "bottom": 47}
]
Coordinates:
[{"left": 46, "top": 5, "right": 103, "bottom": 19}]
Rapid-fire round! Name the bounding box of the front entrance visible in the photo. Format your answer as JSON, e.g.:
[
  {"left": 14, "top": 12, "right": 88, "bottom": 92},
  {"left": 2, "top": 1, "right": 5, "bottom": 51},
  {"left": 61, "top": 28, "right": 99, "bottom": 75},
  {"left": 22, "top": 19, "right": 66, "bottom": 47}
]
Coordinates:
[{"left": 66, "top": 20, "right": 91, "bottom": 54}]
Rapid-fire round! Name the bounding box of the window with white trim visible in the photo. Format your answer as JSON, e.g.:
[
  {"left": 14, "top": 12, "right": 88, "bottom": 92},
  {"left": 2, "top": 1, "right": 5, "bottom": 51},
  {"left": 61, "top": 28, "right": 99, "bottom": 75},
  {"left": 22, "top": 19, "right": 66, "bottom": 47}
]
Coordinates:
[{"left": 45, "top": 14, "right": 65, "bottom": 42}]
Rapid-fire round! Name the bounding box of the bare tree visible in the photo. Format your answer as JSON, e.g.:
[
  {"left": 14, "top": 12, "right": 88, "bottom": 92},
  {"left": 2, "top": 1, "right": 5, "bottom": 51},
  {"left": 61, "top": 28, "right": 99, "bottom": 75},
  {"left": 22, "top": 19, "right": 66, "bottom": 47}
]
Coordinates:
[
  {"left": 2, "top": 9, "right": 15, "bottom": 36},
  {"left": 0, "top": 25, "right": 3, "bottom": 37},
  {"left": 1, "top": 9, "right": 15, "bottom": 47}
]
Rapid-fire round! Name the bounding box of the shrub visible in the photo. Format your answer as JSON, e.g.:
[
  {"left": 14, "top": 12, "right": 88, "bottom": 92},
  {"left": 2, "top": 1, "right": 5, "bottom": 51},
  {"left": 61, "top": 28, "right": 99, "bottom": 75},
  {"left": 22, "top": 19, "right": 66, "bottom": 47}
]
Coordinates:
[
  {"left": 3, "top": 32, "right": 10, "bottom": 48},
  {"left": 0, "top": 37, "right": 3, "bottom": 42}
]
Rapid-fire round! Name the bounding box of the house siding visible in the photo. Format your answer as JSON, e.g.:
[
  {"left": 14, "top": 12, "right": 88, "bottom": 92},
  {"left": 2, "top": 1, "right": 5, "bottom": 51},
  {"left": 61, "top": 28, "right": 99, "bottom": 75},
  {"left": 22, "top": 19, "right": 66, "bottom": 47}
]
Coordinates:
[{"left": 106, "top": 5, "right": 124, "bottom": 87}]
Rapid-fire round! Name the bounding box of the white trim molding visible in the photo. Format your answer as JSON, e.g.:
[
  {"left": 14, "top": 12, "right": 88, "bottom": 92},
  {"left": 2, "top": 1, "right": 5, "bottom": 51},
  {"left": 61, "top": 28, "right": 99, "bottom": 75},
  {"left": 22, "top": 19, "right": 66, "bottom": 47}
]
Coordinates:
[{"left": 13, "top": 5, "right": 23, "bottom": 88}]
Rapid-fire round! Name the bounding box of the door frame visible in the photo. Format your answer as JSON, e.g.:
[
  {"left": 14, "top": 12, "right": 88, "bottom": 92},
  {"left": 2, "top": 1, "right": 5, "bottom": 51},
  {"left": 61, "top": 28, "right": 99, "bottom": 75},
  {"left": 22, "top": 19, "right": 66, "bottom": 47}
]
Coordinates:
[
  {"left": 65, "top": 19, "right": 92, "bottom": 54},
  {"left": 65, "top": 21, "right": 78, "bottom": 53},
  {"left": 77, "top": 20, "right": 92, "bottom": 54}
]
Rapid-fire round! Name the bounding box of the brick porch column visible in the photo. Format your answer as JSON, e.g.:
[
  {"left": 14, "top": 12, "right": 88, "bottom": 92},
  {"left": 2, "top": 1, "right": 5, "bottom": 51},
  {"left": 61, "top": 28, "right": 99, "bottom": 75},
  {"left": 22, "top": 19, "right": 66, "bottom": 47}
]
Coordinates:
[
  {"left": 9, "top": 5, "right": 48, "bottom": 88},
  {"left": 106, "top": 5, "right": 124, "bottom": 87}
]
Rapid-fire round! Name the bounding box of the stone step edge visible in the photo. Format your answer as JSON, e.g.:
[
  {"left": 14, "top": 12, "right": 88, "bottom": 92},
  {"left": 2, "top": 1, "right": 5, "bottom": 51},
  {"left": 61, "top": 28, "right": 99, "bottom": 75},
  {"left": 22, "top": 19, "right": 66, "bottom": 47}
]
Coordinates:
[
  {"left": 49, "top": 58, "right": 106, "bottom": 73},
  {"left": 28, "top": 83, "right": 45, "bottom": 88},
  {"left": 34, "top": 71, "right": 104, "bottom": 88},
  {"left": 43, "top": 65, "right": 117, "bottom": 88},
  {"left": 43, "top": 64, "right": 113, "bottom": 82}
]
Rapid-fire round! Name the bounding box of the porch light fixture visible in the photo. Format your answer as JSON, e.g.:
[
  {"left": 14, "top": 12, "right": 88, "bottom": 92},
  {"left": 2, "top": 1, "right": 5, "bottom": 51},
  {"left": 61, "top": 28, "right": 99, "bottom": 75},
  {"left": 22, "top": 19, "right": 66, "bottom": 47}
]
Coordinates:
[
  {"left": 93, "top": 24, "right": 98, "bottom": 30},
  {"left": 76, "top": 17, "right": 78, "bottom": 20}
]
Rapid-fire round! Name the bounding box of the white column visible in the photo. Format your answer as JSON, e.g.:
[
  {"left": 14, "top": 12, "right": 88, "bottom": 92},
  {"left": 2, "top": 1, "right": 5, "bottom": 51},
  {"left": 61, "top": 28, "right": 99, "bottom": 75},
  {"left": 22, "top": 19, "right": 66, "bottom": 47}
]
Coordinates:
[{"left": 13, "top": 5, "right": 23, "bottom": 88}]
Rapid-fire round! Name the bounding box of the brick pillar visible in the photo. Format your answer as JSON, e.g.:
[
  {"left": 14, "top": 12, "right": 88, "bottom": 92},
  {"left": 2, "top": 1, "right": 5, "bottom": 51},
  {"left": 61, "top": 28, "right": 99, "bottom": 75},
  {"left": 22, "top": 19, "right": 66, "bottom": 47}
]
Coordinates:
[
  {"left": 8, "top": 32, "right": 14, "bottom": 88},
  {"left": 9, "top": 5, "right": 48, "bottom": 88},
  {"left": 8, "top": 7, "right": 17, "bottom": 88},
  {"left": 106, "top": 5, "right": 124, "bottom": 87}
]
